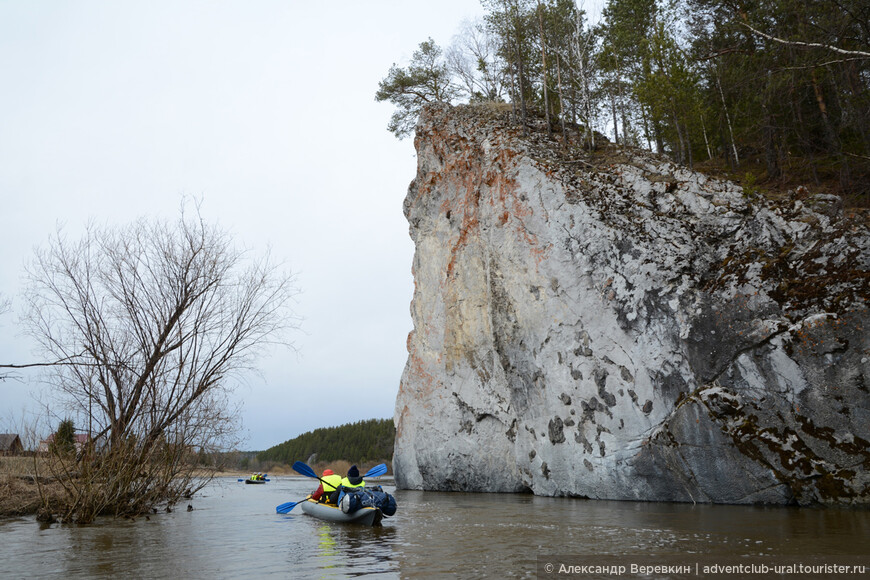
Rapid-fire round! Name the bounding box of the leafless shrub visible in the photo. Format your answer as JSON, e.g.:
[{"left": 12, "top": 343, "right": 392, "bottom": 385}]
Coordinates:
[{"left": 21, "top": 201, "right": 300, "bottom": 523}]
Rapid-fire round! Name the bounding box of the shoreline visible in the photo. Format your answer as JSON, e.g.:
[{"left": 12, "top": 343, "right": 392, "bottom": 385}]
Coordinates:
[{"left": 0, "top": 464, "right": 395, "bottom": 518}]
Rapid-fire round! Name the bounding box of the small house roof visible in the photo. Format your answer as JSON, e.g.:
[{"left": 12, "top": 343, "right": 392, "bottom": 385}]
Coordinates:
[{"left": 0, "top": 433, "right": 22, "bottom": 451}]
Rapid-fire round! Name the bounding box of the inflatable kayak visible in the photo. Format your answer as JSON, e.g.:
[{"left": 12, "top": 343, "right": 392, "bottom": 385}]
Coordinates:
[
  {"left": 300, "top": 498, "right": 383, "bottom": 526},
  {"left": 244, "top": 478, "right": 269, "bottom": 484}
]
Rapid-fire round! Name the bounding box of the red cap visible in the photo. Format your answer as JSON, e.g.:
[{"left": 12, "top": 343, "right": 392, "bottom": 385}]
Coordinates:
[{"left": 323, "top": 469, "right": 334, "bottom": 476}]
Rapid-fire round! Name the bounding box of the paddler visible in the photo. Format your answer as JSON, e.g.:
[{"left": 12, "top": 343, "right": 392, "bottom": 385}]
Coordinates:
[
  {"left": 311, "top": 469, "right": 342, "bottom": 503},
  {"left": 329, "top": 465, "right": 365, "bottom": 504}
]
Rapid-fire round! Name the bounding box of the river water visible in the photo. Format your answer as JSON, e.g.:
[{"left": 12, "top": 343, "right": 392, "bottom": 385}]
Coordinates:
[{"left": 1, "top": 476, "right": 868, "bottom": 579}]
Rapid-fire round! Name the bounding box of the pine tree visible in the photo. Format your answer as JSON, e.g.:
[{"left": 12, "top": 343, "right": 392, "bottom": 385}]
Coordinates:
[
  {"left": 376, "top": 39, "right": 460, "bottom": 138},
  {"left": 53, "top": 418, "right": 76, "bottom": 456}
]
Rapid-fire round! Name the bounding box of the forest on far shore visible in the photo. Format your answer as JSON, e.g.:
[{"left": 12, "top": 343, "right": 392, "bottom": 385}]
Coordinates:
[{"left": 208, "top": 419, "right": 395, "bottom": 473}]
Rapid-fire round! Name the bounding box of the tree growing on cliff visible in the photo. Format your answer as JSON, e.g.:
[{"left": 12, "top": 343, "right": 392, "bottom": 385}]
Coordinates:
[
  {"left": 482, "top": 0, "right": 538, "bottom": 127},
  {"left": 376, "top": 38, "right": 460, "bottom": 138},
  {"left": 446, "top": 19, "right": 507, "bottom": 103},
  {"left": 22, "top": 201, "right": 300, "bottom": 522}
]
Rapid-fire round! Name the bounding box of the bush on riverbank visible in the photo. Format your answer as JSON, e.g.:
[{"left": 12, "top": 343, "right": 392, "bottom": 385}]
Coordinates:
[{"left": 0, "top": 439, "right": 217, "bottom": 523}]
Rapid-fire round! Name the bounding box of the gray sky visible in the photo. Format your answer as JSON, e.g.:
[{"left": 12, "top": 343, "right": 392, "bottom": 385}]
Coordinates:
[{"left": 0, "top": 1, "right": 602, "bottom": 451}]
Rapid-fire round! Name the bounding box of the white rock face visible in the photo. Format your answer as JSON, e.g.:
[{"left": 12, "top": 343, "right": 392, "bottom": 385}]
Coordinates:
[{"left": 394, "top": 104, "right": 870, "bottom": 505}]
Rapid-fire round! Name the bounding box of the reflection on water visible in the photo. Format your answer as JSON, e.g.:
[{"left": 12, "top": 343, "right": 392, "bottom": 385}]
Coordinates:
[
  {"left": 0, "top": 478, "right": 867, "bottom": 578},
  {"left": 393, "top": 491, "right": 870, "bottom": 578}
]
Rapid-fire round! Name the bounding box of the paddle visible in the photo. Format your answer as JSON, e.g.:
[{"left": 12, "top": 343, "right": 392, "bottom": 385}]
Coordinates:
[
  {"left": 293, "top": 461, "right": 387, "bottom": 480},
  {"left": 291, "top": 461, "right": 321, "bottom": 480},
  {"left": 363, "top": 463, "right": 388, "bottom": 478},
  {"left": 275, "top": 497, "right": 309, "bottom": 514},
  {"left": 276, "top": 463, "right": 389, "bottom": 514}
]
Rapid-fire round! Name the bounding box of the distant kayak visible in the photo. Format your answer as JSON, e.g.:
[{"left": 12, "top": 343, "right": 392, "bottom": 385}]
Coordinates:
[
  {"left": 300, "top": 498, "right": 382, "bottom": 526},
  {"left": 244, "top": 478, "right": 269, "bottom": 484}
]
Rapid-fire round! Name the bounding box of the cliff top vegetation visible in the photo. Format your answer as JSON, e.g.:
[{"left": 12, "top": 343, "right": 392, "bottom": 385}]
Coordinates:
[{"left": 377, "top": 0, "right": 870, "bottom": 209}]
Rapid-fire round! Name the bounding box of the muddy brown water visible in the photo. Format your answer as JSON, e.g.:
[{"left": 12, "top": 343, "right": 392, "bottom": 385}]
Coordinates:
[{"left": 0, "top": 476, "right": 867, "bottom": 578}]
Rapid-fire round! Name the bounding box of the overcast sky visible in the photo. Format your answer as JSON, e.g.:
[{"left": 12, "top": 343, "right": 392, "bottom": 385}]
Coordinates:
[{"left": 0, "top": 1, "right": 603, "bottom": 451}]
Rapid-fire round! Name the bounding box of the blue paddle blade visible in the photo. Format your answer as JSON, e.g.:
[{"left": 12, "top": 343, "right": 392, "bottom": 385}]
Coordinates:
[
  {"left": 276, "top": 500, "right": 303, "bottom": 514},
  {"left": 292, "top": 461, "right": 317, "bottom": 478},
  {"left": 293, "top": 460, "right": 386, "bottom": 480},
  {"left": 364, "top": 463, "right": 388, "bottom": 478}
]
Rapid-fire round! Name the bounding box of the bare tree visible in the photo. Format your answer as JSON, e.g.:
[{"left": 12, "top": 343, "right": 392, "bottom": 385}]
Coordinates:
[
  {"left": 0, "top": 296, "right": 10, "bottom": 382},
  {"left": 571, "top": 6, "right": 599, "bottom": 149},
  {"left": 21, "top": 202, "right": 300, "bottom": 522},
  {"left": 446, "top": 19, "right": 506, "bottom": 102},
  {"left": 739, "top": 21, "right": 870, "bottom": 61},
  {"left": 536, "top": 1, "right": 552, "bottom": 137}
]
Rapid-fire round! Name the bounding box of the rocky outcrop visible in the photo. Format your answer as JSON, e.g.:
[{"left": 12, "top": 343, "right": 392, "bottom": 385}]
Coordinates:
[{"left": 393, "top": 103, "right": 870, "bottom": 505}]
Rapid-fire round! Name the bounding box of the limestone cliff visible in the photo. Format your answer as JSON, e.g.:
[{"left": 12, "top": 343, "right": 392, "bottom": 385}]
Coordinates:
[{"left": 394, "top": 103, "right": 869, "bottom": 505}]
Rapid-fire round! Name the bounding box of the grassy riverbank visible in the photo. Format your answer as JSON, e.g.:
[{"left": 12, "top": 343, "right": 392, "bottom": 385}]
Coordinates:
[{"left": 0, "top": 456, "right": 66, "bottom": 517}]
